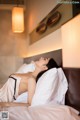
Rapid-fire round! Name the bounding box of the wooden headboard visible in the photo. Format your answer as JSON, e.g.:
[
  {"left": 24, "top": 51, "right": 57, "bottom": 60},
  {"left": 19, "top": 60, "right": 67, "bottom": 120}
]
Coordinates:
[{"left": 24, "top": 49, "right": 80, "bottom": 111}]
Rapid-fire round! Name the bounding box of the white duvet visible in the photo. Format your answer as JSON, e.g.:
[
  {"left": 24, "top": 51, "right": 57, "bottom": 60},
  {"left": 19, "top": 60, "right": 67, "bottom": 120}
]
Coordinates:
[{"left": 0, "top": 104, "right": 79, "bottom": 120}]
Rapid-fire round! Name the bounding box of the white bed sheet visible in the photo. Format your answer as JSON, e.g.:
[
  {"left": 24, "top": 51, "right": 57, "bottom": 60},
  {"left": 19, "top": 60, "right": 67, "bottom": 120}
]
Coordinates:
[{"left": 0, "top": 104, "right": 79, "bottom": 120}]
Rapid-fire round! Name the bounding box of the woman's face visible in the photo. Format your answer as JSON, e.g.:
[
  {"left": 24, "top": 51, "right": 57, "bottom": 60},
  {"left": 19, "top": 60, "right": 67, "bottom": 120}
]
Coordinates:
[{"left": 35, "top": 57, "right": 50, "bottom": 71}]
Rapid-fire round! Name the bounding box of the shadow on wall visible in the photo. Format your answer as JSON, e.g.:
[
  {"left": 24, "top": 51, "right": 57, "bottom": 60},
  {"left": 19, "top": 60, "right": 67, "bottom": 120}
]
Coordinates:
[{"left": 0, "top": 56, "right": 23, "bottom": 87}]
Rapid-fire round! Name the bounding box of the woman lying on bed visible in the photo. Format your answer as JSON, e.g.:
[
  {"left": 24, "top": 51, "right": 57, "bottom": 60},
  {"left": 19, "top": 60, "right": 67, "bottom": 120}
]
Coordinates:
[{"left": 0, "top": 57, "right": 58, "bottom": 107}]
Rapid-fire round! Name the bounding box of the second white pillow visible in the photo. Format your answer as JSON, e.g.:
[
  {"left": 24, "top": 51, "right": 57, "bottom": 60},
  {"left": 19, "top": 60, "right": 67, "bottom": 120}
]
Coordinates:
[
  {"left": 31, "top": 68, "right": 59, "bottom": 106},
  {"left": 16, "top": 62, "right": 35, "bottom": 73}
]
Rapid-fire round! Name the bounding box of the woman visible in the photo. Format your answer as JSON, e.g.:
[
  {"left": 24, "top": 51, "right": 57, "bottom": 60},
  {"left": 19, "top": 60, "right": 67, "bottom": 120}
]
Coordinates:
[
  {"left": 36, "top": 58, "right": 59, "bottom": 82},
  {"left": 0, "top": 57, "right": 58, "bottom": 107}
]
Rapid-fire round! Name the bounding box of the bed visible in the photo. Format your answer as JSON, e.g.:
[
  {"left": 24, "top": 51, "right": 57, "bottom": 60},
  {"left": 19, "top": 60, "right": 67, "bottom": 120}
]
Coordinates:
[{"left": 0, "top": 49, "right": 80, "bottom": 120}]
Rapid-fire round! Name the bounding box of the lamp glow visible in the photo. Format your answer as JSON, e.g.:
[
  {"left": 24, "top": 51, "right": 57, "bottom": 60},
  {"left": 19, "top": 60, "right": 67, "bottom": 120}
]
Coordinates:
[
  {"left": 61, "top": 14, "right": 80, "bottom": 68},
  {"left": 12, "top": 7, "right": 24, "bottom": 33}
]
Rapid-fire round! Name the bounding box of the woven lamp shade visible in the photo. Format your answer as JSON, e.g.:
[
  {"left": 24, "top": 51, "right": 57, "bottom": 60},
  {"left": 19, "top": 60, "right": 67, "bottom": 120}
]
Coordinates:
[{"left": 12, "top": 7, "right": 24, "bottom": 33}]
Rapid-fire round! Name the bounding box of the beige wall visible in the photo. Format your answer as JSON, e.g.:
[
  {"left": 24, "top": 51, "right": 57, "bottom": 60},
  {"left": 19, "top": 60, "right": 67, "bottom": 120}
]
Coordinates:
[
  {"left": 61, "top": 14, "right": 80, "bottom": 68},
  {"left": 0, "top": 56, "right": 23, "bottom": 85},
  {"left": 0, "top": 8, "right": 28, "bottom": 85},
  {"left": 27, "top": 28, "right": 62, "bottom": 57},
  {"left": 28, "top": 0, "right": 59, "bottom": 33},
  {"left": 0, "top": 10, "right": 28, "bottom": 57},
  {"left": 26, "top": 0, "right": 62, "bottom": 57},
  {"left": 0, "top": 1, "right": 61, "bottom": 85}
]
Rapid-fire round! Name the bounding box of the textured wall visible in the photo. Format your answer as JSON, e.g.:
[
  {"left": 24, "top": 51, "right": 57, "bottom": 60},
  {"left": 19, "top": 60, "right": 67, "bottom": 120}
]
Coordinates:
[
  {"left": 0, "top": 56, "right": 23, "bottom": 86},
  {"left": 0, "top": 10, "right": 28, "bottom": 86},
  {"left": 0, "top": 10, "right": 28, "bottom": 56}
]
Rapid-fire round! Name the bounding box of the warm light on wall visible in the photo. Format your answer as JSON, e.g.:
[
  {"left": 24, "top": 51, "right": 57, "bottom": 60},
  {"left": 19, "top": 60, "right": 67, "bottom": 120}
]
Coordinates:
[
  {"left": 61, "top": 14, "right": 80, "bottom": 68},
  {"left": 12, "top": 7, "right": 24, "bottom": 33}
]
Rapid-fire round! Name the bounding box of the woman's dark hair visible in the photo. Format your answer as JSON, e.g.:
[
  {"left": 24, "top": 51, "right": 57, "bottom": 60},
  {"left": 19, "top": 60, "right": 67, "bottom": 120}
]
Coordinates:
[{"left": 36, "top": 58, "right": 59, "bottom": 82}]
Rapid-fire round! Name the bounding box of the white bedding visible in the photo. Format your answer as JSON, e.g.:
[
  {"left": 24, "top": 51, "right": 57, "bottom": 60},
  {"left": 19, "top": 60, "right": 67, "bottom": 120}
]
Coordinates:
[
  {"left": 0, "top": 104, "right": 79, "bottom": 120},
  {"left": 14, "top": 68, "right": 68, "bottom": 105}
]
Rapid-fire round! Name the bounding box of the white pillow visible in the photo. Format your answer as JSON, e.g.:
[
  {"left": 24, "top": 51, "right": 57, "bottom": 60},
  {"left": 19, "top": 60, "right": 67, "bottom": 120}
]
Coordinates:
[
  {"left": 16, "top": 62, "right": 35, "bottom": 73},
  {"left": 51, "top": 68, "right": 68, "bottom": 104},
  {"left": 31, "top": 68, "right": 59, "bottom": 106}
]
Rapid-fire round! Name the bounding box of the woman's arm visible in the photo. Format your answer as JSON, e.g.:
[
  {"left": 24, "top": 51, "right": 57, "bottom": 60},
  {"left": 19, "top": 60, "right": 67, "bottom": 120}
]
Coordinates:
[
  {"left": 0, "top": 102, "right": 29, "bottom": 107},
  {"left": 27, "top": 77, "right": 36, "bottom": 105},
  {"left": 9, "top": 72, "right": 29, "bottom": 78}
]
